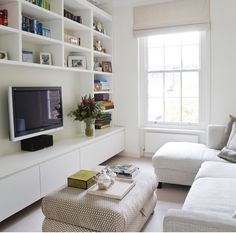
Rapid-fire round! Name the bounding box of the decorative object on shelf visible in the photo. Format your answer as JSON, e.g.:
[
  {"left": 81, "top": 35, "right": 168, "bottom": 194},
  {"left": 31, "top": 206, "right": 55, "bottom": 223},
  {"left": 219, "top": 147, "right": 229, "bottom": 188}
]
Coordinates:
[
  {"left": 64, "top": 9, "right": 82, "bottom": 24},
  {"left": 94, "top": 61, "right": 102, "bottom": 71},
  {"left": 93, "top": 21, "right": 105, "bottom": 34},
  {"left": 68, "top": 55, "right": 86, "bottom": 69},
  {"left": 0, "top": 9, "right": 8, "bottom": 26},
  {"left": 94, "top": 40, "right": 106, "bottom": 53},
  {"left": 0, "top": 51, "right": 8, "bottom": 60},
  {"left": 22, "top": 50, "right": 33, "bottom": 63},
  {"left": 102, "top": 61, "right": 112, "bottom": 73},
  {"left": 64, "top": 33, "right": 81, "bottom": 46},
  {"left": 40, "top": 52, "right": 52, "bottom": 65},
  {"left": 42, "top": 26, "right": 51, "bottom": 37},
  {"left": 68, "top": 95, "right": 102, "bottom": 137}
]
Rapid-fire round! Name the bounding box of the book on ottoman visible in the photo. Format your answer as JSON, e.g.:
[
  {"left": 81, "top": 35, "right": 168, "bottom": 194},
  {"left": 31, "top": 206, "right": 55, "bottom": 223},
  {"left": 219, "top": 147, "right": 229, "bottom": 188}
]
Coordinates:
[{"left": 68, "top": 170, "right": 97, "bottom": 189}]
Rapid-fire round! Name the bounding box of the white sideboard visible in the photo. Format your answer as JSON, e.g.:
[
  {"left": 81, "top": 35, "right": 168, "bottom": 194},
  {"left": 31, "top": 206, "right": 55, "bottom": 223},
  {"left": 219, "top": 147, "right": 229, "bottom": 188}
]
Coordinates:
[{"left": 0, "top": 127, "right": 125, "bottom": 222}]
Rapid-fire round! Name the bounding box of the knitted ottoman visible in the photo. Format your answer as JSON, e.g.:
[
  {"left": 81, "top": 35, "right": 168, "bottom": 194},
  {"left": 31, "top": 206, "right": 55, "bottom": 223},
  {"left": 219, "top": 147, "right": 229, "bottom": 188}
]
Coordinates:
[{"left": 41, "top": 172, "right": 157, "bottom": 232}]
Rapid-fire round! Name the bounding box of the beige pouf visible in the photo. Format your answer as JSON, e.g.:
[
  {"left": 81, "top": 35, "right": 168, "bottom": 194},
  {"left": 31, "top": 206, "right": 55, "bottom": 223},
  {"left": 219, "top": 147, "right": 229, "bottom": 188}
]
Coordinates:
[{"left": 42, "top": 172, "right": 157, "bottom": 232}]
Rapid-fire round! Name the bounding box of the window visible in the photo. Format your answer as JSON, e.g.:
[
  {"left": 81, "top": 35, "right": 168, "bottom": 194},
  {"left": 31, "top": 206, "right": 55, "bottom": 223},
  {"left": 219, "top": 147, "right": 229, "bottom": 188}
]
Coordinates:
[{"left": 140, "top": 30, "right": 209, "bottom": 128}]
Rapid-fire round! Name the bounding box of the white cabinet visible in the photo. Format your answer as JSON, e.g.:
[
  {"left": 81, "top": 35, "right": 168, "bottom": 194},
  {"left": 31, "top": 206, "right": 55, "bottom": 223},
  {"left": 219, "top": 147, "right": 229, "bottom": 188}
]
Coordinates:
[
  {"left": 0, "top": 166, "right": 40, "bottom": 222},
  {"left": 0, "top": 127, "right": 125, "bottom": 222},
  {"left": 80, "top": 130, "right": 125, "bottom": 169},
  {"left": 40, "top": 150, "right": 80, "bottom": 196}
]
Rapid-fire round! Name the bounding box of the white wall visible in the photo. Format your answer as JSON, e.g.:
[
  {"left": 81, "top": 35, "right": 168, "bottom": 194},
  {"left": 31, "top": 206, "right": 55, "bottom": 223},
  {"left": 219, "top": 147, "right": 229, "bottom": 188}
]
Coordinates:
[
  {"left": 0, "top": 65, "right": 88, "bottom": 156},
  {"left": 112, "top": 6, "right": 140, "bottom": 157},
  {"left": 210, "top": 0, "right": 236, "bottom": 124},
  {"left": 110, "top": 0, "right": 236, "bottom": 156}
]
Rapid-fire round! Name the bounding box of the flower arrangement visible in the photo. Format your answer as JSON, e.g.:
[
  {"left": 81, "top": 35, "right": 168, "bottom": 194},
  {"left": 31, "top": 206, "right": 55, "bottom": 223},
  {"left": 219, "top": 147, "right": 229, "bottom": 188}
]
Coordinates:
[{"left": 68, "top": 95, "right": 102, "bottom": 136}]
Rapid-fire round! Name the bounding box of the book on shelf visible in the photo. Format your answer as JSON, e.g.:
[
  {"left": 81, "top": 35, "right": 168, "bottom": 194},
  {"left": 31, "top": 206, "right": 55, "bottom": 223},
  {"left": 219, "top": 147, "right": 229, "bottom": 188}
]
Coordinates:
[
  {"left": 67, "top": 170, "right": 98, "bottom": 189},
  {"left": 95, "top": 124, "right": 110, "bottom": 129},
  {"left": 110, "top": 164, "right": 140, "bottom": 179}
]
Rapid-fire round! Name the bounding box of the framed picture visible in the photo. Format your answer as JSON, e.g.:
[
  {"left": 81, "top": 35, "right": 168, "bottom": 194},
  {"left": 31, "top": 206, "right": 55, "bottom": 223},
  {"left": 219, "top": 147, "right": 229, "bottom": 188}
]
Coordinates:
[
  {"left": 102, "top": 61, "right": 112, "bottom": 73},
  {"left": 40, "top": 52, "right": 52, "bottom": 65},
  {"left": 22, "top": 50, "right": 33, "bottom": 63},
  {"left": 0, "top": 51, "right": 8, "bottom": 60},
  {"left": 68, "top": 56, "right": 86, "bottom": 69}
]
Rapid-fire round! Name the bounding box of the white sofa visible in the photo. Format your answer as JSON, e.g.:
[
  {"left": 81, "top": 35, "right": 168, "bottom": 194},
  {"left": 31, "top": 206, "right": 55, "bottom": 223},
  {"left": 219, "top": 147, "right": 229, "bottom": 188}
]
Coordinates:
[
  {"left": 152, "top": 125, "right": 226, "bottom": 186},
  {"left": 163, "top": 161, "right": 236, "bottom": 232}
]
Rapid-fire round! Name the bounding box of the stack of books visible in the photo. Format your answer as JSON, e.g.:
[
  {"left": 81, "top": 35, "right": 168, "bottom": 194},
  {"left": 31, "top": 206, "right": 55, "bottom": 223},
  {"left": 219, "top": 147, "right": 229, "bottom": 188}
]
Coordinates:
[
  {"left": 94, "top": 80, "right": 110, "bottom": 92},
  {"left": 0, "top": 9, "right": 8, "bottom": 26},
  {"left": 95, "top": 113, "right": 112, "bottom": 129},
  {"left": 110, "top": 164, "right": 140, "bottom": 179},
  {"left": 22, "top": 15, "right": 51, "bottom": 37}
]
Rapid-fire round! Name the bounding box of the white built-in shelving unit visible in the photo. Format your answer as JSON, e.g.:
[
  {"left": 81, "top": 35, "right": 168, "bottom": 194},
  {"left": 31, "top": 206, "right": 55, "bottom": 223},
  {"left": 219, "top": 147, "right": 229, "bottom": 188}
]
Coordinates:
[{"left": 0, "top": 0, "right": 113, "bottom": 112}]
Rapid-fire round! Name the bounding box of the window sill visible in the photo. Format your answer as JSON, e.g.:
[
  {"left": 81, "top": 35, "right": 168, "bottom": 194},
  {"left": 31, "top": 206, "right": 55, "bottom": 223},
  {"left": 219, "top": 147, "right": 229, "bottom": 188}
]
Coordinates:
[{"left": 142, "top": 126, "right": 205, "bottom": 135}]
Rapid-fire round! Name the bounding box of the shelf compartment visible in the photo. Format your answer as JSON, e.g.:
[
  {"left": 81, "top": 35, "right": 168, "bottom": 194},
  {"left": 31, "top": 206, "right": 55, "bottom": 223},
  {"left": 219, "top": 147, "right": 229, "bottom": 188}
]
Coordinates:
[
  {"left": 0, "top": 32, "right": 20, "bottom": 61},
  {"left": 64, "top": 0, "right": 92, "bottom": 28},
  {"left": 22, "top": 37, "right": 63, "bottom": 66},
  {"left": 64, "top": 20, "right": 92, "bottom": 49},
  {"left": 0, "top": 0, "right": 20, "bottom": 29},
  {"left": 64, "top": 44, "right": 92, "bottom": 70},
  {"left": 21, "top": 1, "right": 62, "bottom": 21}
]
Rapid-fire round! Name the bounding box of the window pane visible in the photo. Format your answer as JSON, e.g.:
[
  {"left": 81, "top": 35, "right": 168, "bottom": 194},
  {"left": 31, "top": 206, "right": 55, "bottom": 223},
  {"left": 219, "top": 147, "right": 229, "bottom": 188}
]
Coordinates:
[
  {"left": 182, "top": 72, "right": 199, "bottom": 98},
  {"left": 182, "top": 45, "right": 200, "bottom": 69},
  {"left": 182, "top": 31, "right": 200, "bottom": 45},
  {"left": 148, "top": 48, "right": 164, "bottom": 71},
  {"left": 148, "top": 35, "right": 164, "bottom": 48},
  {"left": 165, "top": 72, "right": 181, "bottom": 98},
  {"left": 148, "top": 98, "right": 163, "bottom": 122},
  {"left": 165, "top": 98, "right": 181, "bottom": 122},
  {"left": 165, "top": 46, "right": 181, "bottom": 70},
  {"left": 148, "top": 73, "right": 163, "bottom": 98},
  {"left": 182, "top": 98, "right": 199, "bottom": 123},
  {"left": 164, "top": 33, "right": 181, "bottom": 46}
]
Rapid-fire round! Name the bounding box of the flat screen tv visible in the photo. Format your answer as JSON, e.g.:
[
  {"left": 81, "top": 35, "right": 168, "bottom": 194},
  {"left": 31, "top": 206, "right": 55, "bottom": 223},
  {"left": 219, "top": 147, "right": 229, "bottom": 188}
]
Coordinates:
[{"left": 8, "top": 86, "right": 63, "bottom": 142}]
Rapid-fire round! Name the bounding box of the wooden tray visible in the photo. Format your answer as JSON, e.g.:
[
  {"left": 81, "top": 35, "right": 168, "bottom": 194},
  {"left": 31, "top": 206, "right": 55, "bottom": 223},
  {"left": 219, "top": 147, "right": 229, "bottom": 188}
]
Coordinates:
[{"left": 87, "top": 178, "right": 136, "bottom": 200}]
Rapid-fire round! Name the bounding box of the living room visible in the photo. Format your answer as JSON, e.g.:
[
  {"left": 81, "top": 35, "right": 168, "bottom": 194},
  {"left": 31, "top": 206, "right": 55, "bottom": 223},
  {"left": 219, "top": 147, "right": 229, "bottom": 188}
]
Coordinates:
[{"left": 0, "top": 0, "right": 235, "bottom": 232}]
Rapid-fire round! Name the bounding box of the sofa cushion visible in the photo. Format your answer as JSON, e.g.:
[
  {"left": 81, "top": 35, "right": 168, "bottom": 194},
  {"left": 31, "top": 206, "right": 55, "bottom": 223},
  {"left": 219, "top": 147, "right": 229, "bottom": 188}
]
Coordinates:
[
  {"left": 152, "top": 142, "right": 221, "bottom": 173},
  {"left": 194, "top": 161, "right": 236, "bottom": 180},
  {"left": 183, "top": 178, "right": 236, "bottom": 217}
]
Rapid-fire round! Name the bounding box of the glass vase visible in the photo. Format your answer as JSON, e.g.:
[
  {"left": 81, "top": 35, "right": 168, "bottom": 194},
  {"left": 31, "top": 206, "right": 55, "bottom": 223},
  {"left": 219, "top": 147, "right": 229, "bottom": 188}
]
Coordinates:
[{"left": 84, "top": 118, "right": 95, "bottom": 137}]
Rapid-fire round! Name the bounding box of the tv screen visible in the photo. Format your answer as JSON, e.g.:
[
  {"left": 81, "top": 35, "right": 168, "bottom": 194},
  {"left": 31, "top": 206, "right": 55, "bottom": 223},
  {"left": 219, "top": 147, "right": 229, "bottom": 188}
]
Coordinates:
[{"left": 8, "top": 86, "right": 63, "bottom": 141}]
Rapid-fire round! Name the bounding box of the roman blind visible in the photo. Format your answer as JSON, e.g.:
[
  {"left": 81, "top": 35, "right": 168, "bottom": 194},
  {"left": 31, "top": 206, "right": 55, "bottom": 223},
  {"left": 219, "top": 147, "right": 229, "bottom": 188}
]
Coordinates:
[{"left": 133, "top": 0, "right": 210, "bottom": 36}]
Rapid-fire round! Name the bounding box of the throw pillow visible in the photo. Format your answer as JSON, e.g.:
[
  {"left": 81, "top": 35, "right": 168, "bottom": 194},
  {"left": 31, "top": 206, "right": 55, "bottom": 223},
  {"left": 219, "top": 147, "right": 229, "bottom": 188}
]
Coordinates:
[
  {"left": 227, "top": 122, "right": 236, "bottom": 150},
  {"left": 218, "top": 147, "right": 236, "bottom": 163},
  {"left": 222, "top": 115, "right": 236, "bottom": 147}
]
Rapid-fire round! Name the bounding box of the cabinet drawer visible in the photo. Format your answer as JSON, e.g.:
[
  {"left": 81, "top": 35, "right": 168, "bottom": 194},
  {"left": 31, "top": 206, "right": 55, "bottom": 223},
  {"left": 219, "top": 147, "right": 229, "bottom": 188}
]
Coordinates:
[
  {"left": 40, "top": 150, "right": 80, "bottom": 197},
  {"left": 80, "top": 131, "right": 125, "bottom": 169},
  {"left": 0, "top": 166, "right": 40, "bottom": 222}
]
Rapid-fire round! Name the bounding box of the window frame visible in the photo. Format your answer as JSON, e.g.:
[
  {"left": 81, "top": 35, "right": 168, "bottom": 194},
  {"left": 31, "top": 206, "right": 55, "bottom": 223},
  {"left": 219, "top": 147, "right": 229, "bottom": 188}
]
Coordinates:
[{"left": 139, "top": 29, "right": 210, "bottom": 130}]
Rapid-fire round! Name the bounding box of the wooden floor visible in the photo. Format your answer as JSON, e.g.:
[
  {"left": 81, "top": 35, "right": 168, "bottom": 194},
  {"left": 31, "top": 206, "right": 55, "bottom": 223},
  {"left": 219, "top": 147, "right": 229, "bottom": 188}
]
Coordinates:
[{"left": 0, "top": 156, "right": 189, "bottom": 232}]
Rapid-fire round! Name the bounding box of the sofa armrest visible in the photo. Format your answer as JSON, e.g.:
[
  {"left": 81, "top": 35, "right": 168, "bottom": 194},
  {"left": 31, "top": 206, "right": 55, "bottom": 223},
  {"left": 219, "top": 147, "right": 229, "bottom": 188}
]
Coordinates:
[
  {"left": 207, "top": 125, "right": 226, "bottom": 150},
  {"left": 164, "top": 209, "right": 236, "bottom": 232}
]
